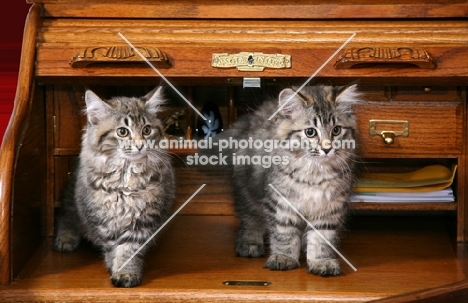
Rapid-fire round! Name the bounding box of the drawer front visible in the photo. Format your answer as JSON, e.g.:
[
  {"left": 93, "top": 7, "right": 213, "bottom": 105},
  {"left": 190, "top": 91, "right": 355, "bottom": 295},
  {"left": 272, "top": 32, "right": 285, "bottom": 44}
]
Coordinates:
[
  {"left": 360, "top": 86, "right": 463, "bottom": 102},
  {"left": 36, "top": 19, "right": 468, "bottom": 85},
  {"left": 354, "top": 101, "right": 463, "bottom": 157},
  {"left": 391, "top": 86, "right": 463, "bottom": 102}
]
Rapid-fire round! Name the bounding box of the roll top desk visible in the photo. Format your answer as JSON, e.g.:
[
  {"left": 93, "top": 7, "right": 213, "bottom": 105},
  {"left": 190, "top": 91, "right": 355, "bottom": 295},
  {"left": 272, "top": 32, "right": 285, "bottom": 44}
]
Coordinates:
[{"left": 1, "top": 1, "right": 468, "bottom": 301}]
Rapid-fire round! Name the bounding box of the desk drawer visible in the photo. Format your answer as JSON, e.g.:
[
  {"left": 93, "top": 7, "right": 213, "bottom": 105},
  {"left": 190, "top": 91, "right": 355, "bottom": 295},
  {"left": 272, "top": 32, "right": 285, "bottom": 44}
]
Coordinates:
[
  {"left": 35, "top": 19, "right": 468, "bottom": 85},
  {"left": 355, "top": 101, "right": 463, "bottom": 158}
]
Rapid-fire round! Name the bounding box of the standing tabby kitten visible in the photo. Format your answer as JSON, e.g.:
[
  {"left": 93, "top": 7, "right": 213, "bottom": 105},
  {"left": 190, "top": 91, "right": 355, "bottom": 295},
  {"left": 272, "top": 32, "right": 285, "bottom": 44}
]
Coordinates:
[
  {"left": 54, "top": 87, "right": 174, "bottom": 287},
  {"left": 221, "top": 84, "right": 359, "bottom": 276}
]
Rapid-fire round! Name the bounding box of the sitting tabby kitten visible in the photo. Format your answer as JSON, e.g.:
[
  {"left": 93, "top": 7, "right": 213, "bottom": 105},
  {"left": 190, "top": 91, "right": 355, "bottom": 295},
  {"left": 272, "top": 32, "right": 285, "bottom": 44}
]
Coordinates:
[
  {"left": 54, "top": 87, "right": 174, "bottom": 287},
  {"left": 221, "top": 84, "right": 359, "bottom": 276}
]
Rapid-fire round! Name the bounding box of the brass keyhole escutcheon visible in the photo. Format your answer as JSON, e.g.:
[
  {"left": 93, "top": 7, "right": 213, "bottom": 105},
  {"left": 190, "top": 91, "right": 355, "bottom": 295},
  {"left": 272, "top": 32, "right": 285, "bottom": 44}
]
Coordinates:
[{"left": 247, "top": 55, "right": 254, "bottom": 66}]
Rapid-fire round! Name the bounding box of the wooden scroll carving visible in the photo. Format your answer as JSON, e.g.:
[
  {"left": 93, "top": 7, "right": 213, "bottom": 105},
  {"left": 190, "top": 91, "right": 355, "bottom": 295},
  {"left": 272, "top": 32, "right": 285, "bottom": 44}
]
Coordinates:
[
  {"left": 69, "top": 46, "right": 171, "bottom": 68},
  {"left": 334, "top": 47, "right": 437, "bottom": 69}
]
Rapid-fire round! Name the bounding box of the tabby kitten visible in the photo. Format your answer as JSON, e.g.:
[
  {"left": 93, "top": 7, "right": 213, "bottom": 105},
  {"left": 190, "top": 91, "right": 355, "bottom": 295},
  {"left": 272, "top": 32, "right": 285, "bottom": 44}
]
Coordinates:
[
  {"left": 54, "top": 87, "right": 174, "bottom": 288},
  {"left": 221, "top": 84, "right": 359, "bottom": 276}
]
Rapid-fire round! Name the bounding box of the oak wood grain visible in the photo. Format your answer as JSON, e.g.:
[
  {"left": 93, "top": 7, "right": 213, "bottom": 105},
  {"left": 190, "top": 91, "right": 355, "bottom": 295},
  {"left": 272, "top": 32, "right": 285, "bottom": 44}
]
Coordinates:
[
  {"left": 33, "top": 19, "right": 468, "bottom": 84},
  {"left": 371, "top": 280, "right": 468, "bottom": 303},
  {"left": 0, "top": 4, "right": 40, "bottom": 287},
  {"left": 11, "top": 86, "right": 46, "bottom": 280},
  {"left": 0, "top": 215, "right": 465, "bottom": 302},
  {"left": 29, "top": 0, "right": 468, "bottom": 19}
]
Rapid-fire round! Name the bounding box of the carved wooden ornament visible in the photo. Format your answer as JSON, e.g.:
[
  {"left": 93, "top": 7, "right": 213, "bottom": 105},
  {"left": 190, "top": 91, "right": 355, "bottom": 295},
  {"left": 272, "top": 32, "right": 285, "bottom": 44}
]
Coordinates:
[
  {"left": 334, "top": 47, "right": 437, "bottom": 69},
  {"left": 69, "top": 46, "right": 171, "bottom": 68}
]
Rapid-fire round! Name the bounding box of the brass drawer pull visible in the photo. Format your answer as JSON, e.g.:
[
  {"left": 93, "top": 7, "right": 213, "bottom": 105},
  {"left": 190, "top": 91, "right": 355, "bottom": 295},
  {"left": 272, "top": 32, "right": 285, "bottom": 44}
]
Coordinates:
[
  {"left": 334, "top": 47, "right": 437, "bottom": 69},
  {"left": 69, "top": 46, "right": 171, "bottom": 68},
  {"left": 369, "top": 119, "right": 409, "bottom": 145}
]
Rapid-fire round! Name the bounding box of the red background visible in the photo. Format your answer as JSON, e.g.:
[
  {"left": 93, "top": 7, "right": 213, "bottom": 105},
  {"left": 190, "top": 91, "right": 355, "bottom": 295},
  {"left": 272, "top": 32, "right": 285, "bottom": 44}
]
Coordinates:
[{"left": 0, "top": 1, "right": 32, "bottom": 142}]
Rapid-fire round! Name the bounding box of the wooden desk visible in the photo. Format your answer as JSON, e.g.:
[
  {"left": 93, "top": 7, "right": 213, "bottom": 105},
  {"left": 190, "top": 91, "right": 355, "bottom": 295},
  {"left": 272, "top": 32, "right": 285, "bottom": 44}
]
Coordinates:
[{"left": 1, "top": 1, "right": 468, "bottom": 301}]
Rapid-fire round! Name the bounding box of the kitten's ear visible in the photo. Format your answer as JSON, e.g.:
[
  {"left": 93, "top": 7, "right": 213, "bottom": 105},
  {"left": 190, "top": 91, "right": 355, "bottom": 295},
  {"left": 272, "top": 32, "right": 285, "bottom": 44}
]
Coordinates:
[
  {"left": 85, "top": 90, "right": 111, "bottom": 124},
  {"left": 334, "top": 84, "right": 360, "bottom": 104},
  {"left": 144, "top": 86, "right": 165, "bottom": 115},
  {"left": 278, "top": 88, "right": 306, "bottom": 117}
]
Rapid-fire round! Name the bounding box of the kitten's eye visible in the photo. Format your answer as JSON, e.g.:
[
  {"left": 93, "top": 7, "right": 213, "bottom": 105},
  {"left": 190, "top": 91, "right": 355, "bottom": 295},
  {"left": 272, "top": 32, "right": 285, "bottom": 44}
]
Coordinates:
[
  {"left": 116, "top": 127, "right": 129, "bottom": 137},
  {"left": 304, "top": 128, "right": 317, "bottom": 138},
  {"left": 332, "top": 126, "right": 342, "bottom": 136},
  {"left": 142, "top": 125, "right": 151, "bottom": 136}
]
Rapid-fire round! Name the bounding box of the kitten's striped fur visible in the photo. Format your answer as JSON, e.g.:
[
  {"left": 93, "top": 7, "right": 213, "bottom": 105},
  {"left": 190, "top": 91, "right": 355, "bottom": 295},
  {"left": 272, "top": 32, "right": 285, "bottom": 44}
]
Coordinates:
[
  {"left": 53, "top": 87, "right": 174, "bottom": 287},
  {"left": 221, "top": 84, "right": 359, "bottom": 276}
]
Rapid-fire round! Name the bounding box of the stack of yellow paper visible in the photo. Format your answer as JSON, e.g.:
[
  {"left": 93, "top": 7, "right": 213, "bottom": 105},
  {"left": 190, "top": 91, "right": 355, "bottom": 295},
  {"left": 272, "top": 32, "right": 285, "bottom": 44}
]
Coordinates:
[{"left": 351, "top": 164, "right": 457, "bottom": 203}]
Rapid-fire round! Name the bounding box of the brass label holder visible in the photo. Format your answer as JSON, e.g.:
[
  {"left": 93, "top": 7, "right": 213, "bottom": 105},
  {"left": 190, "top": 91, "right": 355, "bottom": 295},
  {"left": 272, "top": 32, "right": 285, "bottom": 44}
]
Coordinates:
[
  {"left": 212, "top": 52, "right": 291, "bottom": 71},
  {"left": 369, "top": 119, "right": 409, "bottom": 145},
  {"left": 223, "top": 280, "right": 271, "bottom": 286}
]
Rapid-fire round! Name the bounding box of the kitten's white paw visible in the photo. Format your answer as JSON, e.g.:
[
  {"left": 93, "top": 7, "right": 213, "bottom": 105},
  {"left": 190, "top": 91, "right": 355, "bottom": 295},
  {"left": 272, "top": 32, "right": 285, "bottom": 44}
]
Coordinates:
[
  {"left": 111, "top": 271, "right": 142, "bottom": 288},
  {"left": 265, "top": 254, "right": 299, "bottom": 271},
  {"left": 307, "top": 258, "right": 342, "bottom": 276},
  {"left": 53, "top": 234, "right": 80, "bottom": 252}
]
